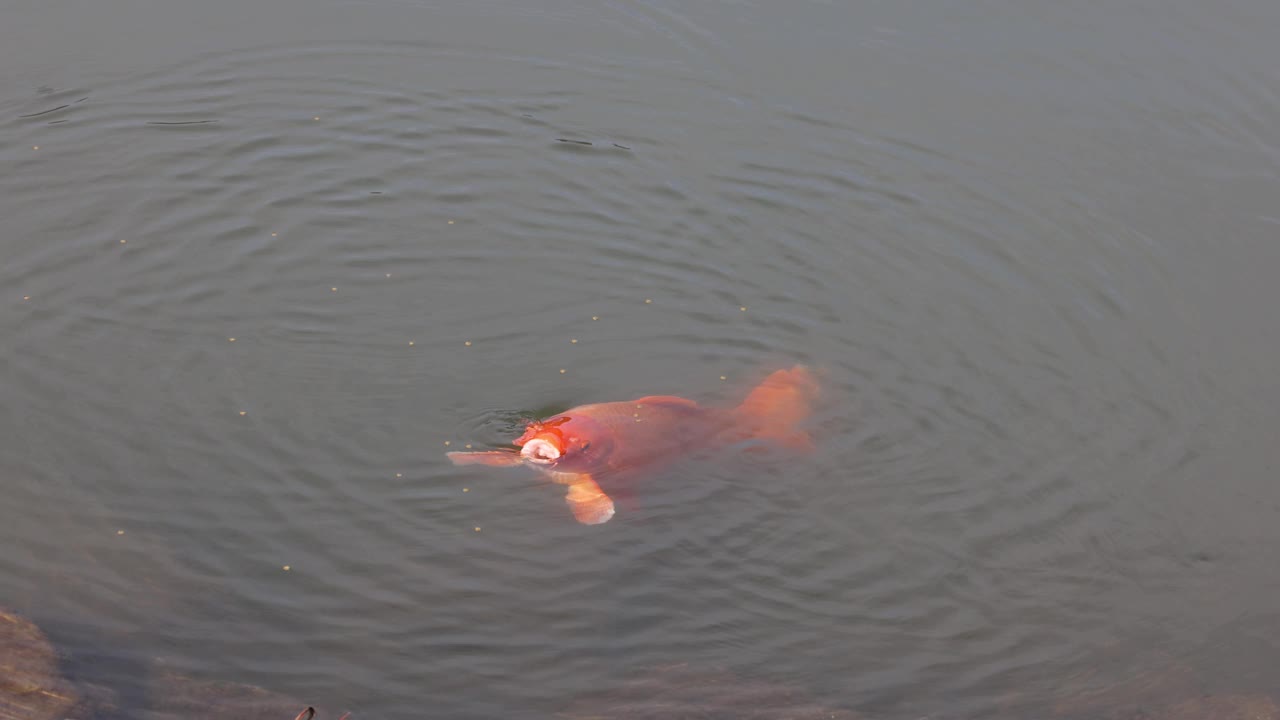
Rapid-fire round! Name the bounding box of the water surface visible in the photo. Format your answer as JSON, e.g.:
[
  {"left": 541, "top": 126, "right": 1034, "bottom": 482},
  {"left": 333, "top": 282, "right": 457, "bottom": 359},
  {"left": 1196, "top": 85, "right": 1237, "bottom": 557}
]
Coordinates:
[{"left": 3, "top": 0, "right": 1280, "bottom": 717}]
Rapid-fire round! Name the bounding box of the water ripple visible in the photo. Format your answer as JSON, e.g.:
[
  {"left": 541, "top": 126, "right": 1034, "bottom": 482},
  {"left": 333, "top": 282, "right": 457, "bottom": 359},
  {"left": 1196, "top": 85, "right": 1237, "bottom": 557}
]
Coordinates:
[{"left": 1, "top": 15, "right": 1265, "bottom": 717}]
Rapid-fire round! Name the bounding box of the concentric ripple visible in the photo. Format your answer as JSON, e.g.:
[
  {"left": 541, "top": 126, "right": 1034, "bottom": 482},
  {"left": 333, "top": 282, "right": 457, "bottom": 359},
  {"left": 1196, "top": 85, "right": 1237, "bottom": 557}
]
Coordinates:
[{"left": 3, "top": 2, "right": 1280, "bottom": 716}]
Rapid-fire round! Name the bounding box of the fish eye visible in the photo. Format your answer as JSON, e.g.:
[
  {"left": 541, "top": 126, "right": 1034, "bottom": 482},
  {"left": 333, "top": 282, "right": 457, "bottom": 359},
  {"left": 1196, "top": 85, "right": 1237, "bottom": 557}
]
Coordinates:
[{"left": 581, "top": 442, "right": 591, "bottom": 451}]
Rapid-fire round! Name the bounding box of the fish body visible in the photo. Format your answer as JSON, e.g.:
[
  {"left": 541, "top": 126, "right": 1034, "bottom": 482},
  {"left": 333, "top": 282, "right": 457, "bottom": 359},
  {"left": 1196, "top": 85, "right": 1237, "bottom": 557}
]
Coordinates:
[
  {"left": 448, "top": 366, "right": 818, "bottom": 525},
  {"left": 519, "top": 397, "right": 729, "bottom": 474}
]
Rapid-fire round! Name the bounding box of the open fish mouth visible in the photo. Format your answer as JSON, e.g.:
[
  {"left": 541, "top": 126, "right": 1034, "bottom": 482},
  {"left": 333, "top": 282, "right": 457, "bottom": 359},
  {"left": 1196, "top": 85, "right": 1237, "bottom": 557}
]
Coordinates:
[{"left": 520, "top": 438, "right": 561, "bottom": 464}]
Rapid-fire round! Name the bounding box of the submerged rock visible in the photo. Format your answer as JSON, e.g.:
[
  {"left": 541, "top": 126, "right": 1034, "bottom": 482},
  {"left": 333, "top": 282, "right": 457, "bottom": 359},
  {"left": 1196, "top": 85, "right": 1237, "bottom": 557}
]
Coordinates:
[
  {"left": 143, "top": 669, "right": 331, "bottom": 720},
  {"left": 1, "top": 606, "right": 343, "bottom": 720},
  {"left": 1154, "top": 694, "right": 1280, "bottom": 719},
  {"left": 560, "top": 664, "right": 861, "bottom": 720},
  {"left": 1055, "top": 693, "right": 1280, "bottom": 720},
  {"left": 1049, "top": 656, "right": 1280, "bottom": 720},
  {"left": 0, "top": 609, "right": 79, "bottom": 720}
]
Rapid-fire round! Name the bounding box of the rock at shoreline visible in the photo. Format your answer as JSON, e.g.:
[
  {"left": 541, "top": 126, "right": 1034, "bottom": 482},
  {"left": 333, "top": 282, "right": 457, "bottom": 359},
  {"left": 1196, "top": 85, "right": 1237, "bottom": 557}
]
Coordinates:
[
  {"left": 0, "top": 609, "right": 79, "bottom": 720},
  {"left": 560, "top": 664, "right": 861, "bottom": 720},
  {"left": 143, "top": 669, "right": 319, "bottom": 720}
]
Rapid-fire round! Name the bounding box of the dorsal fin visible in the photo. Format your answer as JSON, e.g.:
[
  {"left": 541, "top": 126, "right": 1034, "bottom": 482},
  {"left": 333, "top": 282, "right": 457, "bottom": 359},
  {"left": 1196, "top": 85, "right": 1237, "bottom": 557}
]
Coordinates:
[{"left": 632, "top": 395, "right": 700, "bottom": 409}]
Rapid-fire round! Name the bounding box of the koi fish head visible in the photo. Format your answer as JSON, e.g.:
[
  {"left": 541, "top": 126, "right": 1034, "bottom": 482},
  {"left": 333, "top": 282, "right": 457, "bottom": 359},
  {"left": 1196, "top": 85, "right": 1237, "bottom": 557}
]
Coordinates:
[
  {"left": 515, "top": 415, "right": 611, "bottom": 470},
  {"left": 518, "top": 434, "right": 562, "bottom": 464}
]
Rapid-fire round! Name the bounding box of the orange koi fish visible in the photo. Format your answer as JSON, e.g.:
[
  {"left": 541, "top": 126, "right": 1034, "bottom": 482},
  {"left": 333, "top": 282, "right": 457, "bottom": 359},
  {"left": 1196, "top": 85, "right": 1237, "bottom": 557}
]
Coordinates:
[{"left": 447, "top": 366, "right": 818, "bottom": 525}]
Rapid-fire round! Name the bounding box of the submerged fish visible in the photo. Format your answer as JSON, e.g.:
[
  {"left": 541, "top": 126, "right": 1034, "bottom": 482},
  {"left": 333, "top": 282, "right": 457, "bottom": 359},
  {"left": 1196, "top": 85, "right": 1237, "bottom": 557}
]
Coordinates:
[{"left": 447, "top": 366, "right": 819, "bottom": 525}]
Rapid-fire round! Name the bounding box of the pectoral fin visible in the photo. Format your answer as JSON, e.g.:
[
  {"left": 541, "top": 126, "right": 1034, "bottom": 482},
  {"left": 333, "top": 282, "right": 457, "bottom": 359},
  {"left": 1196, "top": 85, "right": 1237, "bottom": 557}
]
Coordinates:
[
  {"left": 447, "top": 450, "right": 524, "bottom": 467},
  {"left": 562, "top": 475, "right": 616, "bottom": 525}
]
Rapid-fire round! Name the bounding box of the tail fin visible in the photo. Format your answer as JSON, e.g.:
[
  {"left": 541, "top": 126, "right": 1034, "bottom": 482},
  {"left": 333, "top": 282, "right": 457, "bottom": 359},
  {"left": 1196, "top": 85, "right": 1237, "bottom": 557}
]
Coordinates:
[{"left": 731, "top": 365, "right": 819, "bottom": 451}]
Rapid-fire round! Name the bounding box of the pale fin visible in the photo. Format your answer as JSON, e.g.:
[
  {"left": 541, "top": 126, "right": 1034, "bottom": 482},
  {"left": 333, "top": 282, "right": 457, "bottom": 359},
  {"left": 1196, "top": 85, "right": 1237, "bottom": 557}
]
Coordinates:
[
  {"left": 447, "top": 450, "right": 524, "bottom": 467},
  {"left": 562, "top": 475, "right": 616, "bottom": 525},
  {"left": 732, "top": 365, "right": 819, "bottom": 449}
]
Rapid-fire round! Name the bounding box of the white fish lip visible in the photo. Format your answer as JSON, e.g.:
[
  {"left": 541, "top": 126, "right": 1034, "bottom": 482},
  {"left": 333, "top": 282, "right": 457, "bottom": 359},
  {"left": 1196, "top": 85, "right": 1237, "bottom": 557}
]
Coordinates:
[{"left": 520, "top": 438, "right": 561, "bottom": 464}]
